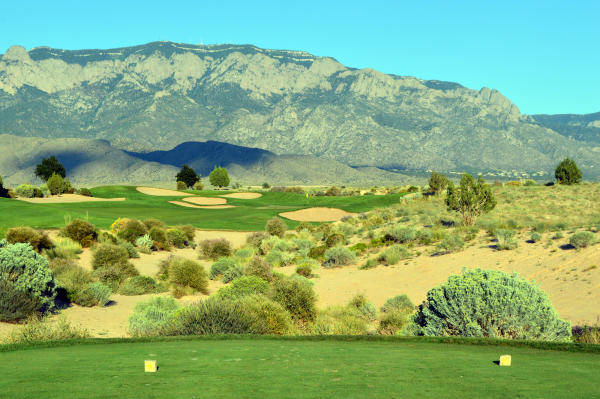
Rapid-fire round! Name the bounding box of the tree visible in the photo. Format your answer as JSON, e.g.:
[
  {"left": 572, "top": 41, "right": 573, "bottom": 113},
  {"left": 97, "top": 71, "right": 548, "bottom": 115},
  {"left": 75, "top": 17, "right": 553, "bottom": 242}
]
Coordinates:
[
  {"left": 428, "top": 171, "right": 449, "bottom": 195},
  {"left": 445, "top": 174, "right": 496, "bottom": 225},
  {"left": 209, "top": 167, "right": 230, "bottom": 188},
  {"left": 176, "top": 164, "right": 200, "bottom": 188},
  {"left": 414, "top": 268, "right": 571, "bottom": 341},
  {"left": 35, "top": 156, "right": 66, "bottom": 182},
  {"left": 0, "top": 176, "right": 9, "bottom": 198},
  {"left": 555, "top": 157, "right": 581, "bottom": 185},
  {"left": 47, "top": 173, "right": 66, "bottom": 195}
]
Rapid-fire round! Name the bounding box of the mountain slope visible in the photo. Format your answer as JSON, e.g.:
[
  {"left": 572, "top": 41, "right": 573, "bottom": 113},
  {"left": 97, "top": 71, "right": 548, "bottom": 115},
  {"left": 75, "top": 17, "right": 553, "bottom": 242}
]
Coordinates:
[
  {"left": 0, "top": 41, "right": 599, "bottom": 179},
  {"left": 532, "top": 112, "right": 600, "bottom": 145}
]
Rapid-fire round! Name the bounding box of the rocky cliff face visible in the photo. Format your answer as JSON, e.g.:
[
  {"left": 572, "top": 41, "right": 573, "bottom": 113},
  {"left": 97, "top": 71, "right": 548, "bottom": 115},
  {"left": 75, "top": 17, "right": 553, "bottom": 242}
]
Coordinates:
[{"left": 0, "top": 41, "right": 598, "bottom": 179}]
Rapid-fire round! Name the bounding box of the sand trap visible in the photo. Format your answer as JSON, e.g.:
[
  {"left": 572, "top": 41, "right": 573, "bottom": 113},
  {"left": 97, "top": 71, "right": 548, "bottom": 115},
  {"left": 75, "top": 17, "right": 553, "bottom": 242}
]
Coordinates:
[
  {"left": 220, "top": 193, "right": 262, "bottom": 199},
  {"left": 280, "top": 207, "right": 354, "bottom": 222},
  {"left": 136, "top": 187, "right": 192, "bottom": 196},
  {"left": 169, "top": 201, "right": 235, "bottom": 209},
  {"left": 182, "top": 197, "right": 228, "bottom": 205},
  {"left": 17, "top": 194, "right": 125, "bottom": 203}
]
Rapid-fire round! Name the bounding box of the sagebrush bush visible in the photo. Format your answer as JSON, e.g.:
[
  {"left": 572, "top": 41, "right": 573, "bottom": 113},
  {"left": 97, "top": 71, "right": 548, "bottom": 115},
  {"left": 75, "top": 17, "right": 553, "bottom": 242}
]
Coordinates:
[
  {"left": 49, "top": 259, "right": 97, "bottom": 306},
  {"left": 239, "top": 295, "right": 294, "bottom": 335},
  {"left": 0, "top": 280, "right": 41, "bottom": 322},
  {"left": 414, "top": 268, "right": 571, "bottom": 341},
  {"left": 265, "top": 249, "right": 295, "bottom": 267},
  {"left": 168, "top": 258, "right": 209, "bottom": 296},
  {"left": 348, "top": 294, "right": 377, "bottom": 321},
  {"left": 98, "top": 231, "right": 118, "bottom": 245},
  {"left": 92, "top": 244, "right": 129, "bottom": 270},
  {"left": 495, "top": 229, "right": 518, "bottom": 250},
  {"left": 246, "top": 231, "right": 268, "bottom": 249},
  {"left": 93, "top": 262, "right": 139, "bottom": 291},
  {"left": 63, "top": 219, "right": 96, "bottom": 247},
  {"left": 245, "top": 256, "right": 274, "bottom": 282},
  {"left": 15, "top": 184, "right": 43, "bottom": 198},
  {"left": 378, "top": 245, "right": 410, "bottom": 265},
  {"left": 209, "top": 257, "right": 239, "bottom": 280},
  {"left": 234, "top": 247, "right": 255, "bottom": 260},
  {"left": 215, "top": 276, "right": 270, "bottom": 300},
  {"left": 381, "top": 294, "right": 415, "bottom": 314},
  {"left": 199, "top": 238, "right": 231, "bottom": 259},
  {"left": 119, "top": 241, "right": 139, "bottom": 258},
  {"left": 5, "top": 316, "right": 89, "bottom": 344},
  {"left": 323, "top": 246, "right": 356, "bottom": 267},
  {"left": 260, "top": 235, "right": 292, "bottom": 254},
  {"left": 167, "top": 228, "right": 187, "bottom": 248},
  {"left": 385, "top": 226, "right": 417, "bottom": 243},
  {"left": 6, "top": 226, "right": 53, "bottom": 253},
  {"left": 119, "top": 276, "right": 163, "bottom": 295},
  {"left": 312, "top": 306, "right": 369, "bottom": 335},
  {"left": 569, "top": 231, "right": 595, "bottom": 249},
  {"left": 270, "top": 276, "right": 317, "bottom": 322},
  {"left": 148, "top": 227, "right": 170, "bottom": 250},
  {"left": 45, "top": 236, "right": 82, "bottom": 259},
  {"left": 324, "top": 233, "right": 345, "bottom": 248},
  {"left": 222, "top": 265, "right": 244, "bottom": 283},
  {"left": 135, "top": 234, "right": 153, "bottom": 253},
  {"left": 436, "top": 234, "right": 465, "bottom": 254},
  {"left": 177, "top": 225, "right": 196, "bottom": 242},
  {"left": 142, "top": 219, "right": 165, "bottom": 230},
  {"left": 378, "top": 310, "right": 412, "bottom": 335},
  {"left": 128, "top": 297, "right": 180, "bottom": 337},
  {"left": 530, "top": 232, "right": 542, "bottom": 243},
  {"left": 74, "top": 282, "right": 112, "bottom": 307},
  {"left": 265, "top": 217, "right": 287, "bottom": 238},
  {"left": 359, "top": 258, "right": 377, "bottom": 270},
  {"left": 117, "top": 219, "right": 147, "bottom": 243}
]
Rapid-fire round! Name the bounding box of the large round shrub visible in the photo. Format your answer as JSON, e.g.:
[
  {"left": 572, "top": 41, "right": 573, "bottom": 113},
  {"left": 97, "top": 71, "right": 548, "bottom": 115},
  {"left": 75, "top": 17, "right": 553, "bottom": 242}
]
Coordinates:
[
  {"left": 168, "top": 258, "right": 209, "bottom": 294},
  {"left": 569, "top": 231, "right": 595, "bottom": 249},
  {"left": 6, "top": 227, "right": 53, "bottom": 253},
  {"left": 199, "top": 238, "right": 231, "bottom": 259},
  {"left": 245, "top": 256, "right": 274, "bottom": 282},
  {"left": 270, "top": 276, "right": 317, "bottom": 322},
  {"left": 0, "top": 240, "right": 56, "bottom": 309},
  {"left": 63, "top": 219, "right": 96, "bottom": 247},
  {"left": 92, "top": 244, "right": 129, "bottom": 270},
  {"left": 129, "top": 297, "right": 181, "bottom": 337},
  {"left": 209, "top": 257, "right": 239, "bottom": 280},
  {"left": 414, "top": 268, "right": 571, "bottom": 341},
  {"left": 323, "top": 246, "right": 356, "bottom": 267},
  {"left": 0, "top": 280, "right": 42, "bottom": 322},
  {"left": 239, "top": 295, "right": 294, "bottom": 335},
  {"left": 216, "top": 276, "right": 270, "bottom": 300},
  {"left": 117, "top": 219, "right": 147, "bottom": 243},
  {"left": 265, "top": 217, "right": 287, "bottom": 238}
]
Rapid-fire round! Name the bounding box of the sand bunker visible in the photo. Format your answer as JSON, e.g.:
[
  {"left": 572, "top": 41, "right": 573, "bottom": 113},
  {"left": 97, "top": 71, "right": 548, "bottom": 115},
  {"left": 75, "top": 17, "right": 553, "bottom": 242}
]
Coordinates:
[
  {"left": 17, "top": 194, "right": 125, "bottom": 203},
  {"left": 169, "top": 201, "right": 235, "bottom": 209},
  {"left": 220, "top": 193, "right": 262, "bottom": 199},
  {"left": 279, "top": 207, "right": 354, "bottom": 222},
  {"left": 182, "top": 197, "right": 228, "bottom": 205},
  {"left": 136, "top": 187, "right": 192, "bottom": 196}
]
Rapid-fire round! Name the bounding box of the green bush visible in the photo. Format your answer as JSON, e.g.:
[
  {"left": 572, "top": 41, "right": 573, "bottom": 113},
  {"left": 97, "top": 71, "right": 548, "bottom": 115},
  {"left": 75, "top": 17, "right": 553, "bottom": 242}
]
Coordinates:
[
  {"left": 176, "top": 225, "right": 196, "bottom": 242},
  {"left": 93, "top": 262, "right": 139, "bottom": 291},
  {"left": 74, "top": 282, "right": 112, "bottom": 307},
  {"left": 15, "top": 184, "right": 42, "bottom": 198},
  {"left": 359, "top": 258, "right": 377, "bottom": 270},
  {"left": 63, "top": 219, "right": 96, "bottom": 247},
  {"left": 168, "top": 258, "right": 209, "bottom": 295},
  {"left": 117, "top": 219, "right": 147, "bottom": 243},
  {"left": 530, "top": 232, "right": 542, "bottom": 243},
  {"left": 0, "top": 240, "right": 56, "bottom": 309},
  {"left": 5, "top": 316, "right": 89, "bottom": 344},
  {"left": 6, "top": 226, "right": 53, "bottom": 253},
  {"left": 47, "top": 173, "right": 71, "bottom": 195},
  {"left": 555, "top": 157, "right": 582, "bottom": 185},
  {"left": 135, "top": 234, "right": 153, "bottom": 253},
  {"left": 265, "top": 217, "right": 287, "bottom": 238},
  {"left": 414, "top": 268, "right": 571, "bottom": 341},
  {"left": 215, "top": 276, "right": 270, "bottom": 300},
  {"left": 119, "top": 276, "right": 163, "bottom": 295},
  {"left": 45, "top": 236, "right": 82, "bottom": 259},
  {"left": 295, "top": 264, "right": 313, "bottom": 278},
  {"left": 142, "top": 219, "right": 165, "bottom": 230},
  {"left": 239, "top": 295, "right": 294, "bottom": 335},
  {"left": 381, "top": 294, "right": 415, "bottom": 314},
  {"left": 199, "top": 238, "right": 231, "bottom": 259},
  {"left": 270, "top": 276, "right": 317, "bottom": 322},
  {"left": 495, "top": 229, "right": 518, "bottom": 250},
  {"left": 265, "top": 249, "right": 295, "bottom": 267},
  {"left": 98, "top": 231, "right": 118, "bottom": 245},
  {"left": 261, "top": 235, "right": 292, "bottom": 253},
  {"left": 246, "top": 231, "right": 268, "bottom": 249},
  {"left": 324, "top": 233, "right": 345, "bottom": 248},
  {"left": 78, "top": 187, "right": 92, "bottom": 196},
  {"left": 385, "top": 226, "right": 417, "bottom": 243},
  {"left": 312, "top": 306, "right": 369, "bottom": 335},
  {"left": 167, "top": 228, "right": 187, "bottom": 248},
  {"left": 234, "top": 247, "right": 255, "bottom": 260},
  {"left": 245, "top": 256, "right": 274, "bottom": 282},
  {"left": 222, "top": 265, "right": 244, "bottom": 283},
  {"left": 436, "top": 234, "right": 465, "bottom": 254},
  {"left": 569, "top": 231, "right": 596, "bottom": 249},
  {"left": 348, "top": 294, "right": 377, "bottom": 321},
  {"left": 176, "top": 180, "right": 187, "bottom": 190},
  {"left": 323, "top": 246, "right": 356, "bottom": 267},
  {"left": 119, "top": 241, "right": 139, "bottom": 258},
  {"left": 378, "top": 245, "right": 410, "bottom": 265},
  {"left": 92, "top": 244, "right": 129, "bottom": 270},
  {"left": 148, "top": 227, "right": 170, "bottom": 250},
  {"left": 128, "top": 297, "right": 180, "bottom": 337},
  {"left": 209, "top": 257, "right": 239, "bottom": 280},
  {"left": 308, "top": 245, "right": 327, "bottom": 259},
  {"left": 378, "top": 310, "right": 413, "bottom": 335},
  {"left": 49, "top": 258, "right": 99, "bottom": 306},
  {"left": 0, "top": 280, "right": 41, "bottom": 322}
]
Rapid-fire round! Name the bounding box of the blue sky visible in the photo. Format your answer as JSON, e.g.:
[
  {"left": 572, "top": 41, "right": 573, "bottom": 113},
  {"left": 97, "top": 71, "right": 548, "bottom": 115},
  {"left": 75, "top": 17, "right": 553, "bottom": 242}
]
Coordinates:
[{"left": 1, "top": 0, "right": 598, "bottom": 115}]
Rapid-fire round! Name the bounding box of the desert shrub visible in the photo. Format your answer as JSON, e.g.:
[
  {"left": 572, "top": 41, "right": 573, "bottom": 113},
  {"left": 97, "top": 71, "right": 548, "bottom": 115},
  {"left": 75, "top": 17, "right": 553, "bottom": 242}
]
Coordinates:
[
  {"left": 161, "top": 299, "right": 267, "bottom": 335},
  {"left": 199, "top": 238, "right": 231, "bottom": 259},
  {"left": 215, "top": 276, "right": 270, "bottom": 300},
  {"left": 119, "top": 276, "right": 163, "bottom": 295},
  {"left": 555, "top": 157, "right": 581, "bottom": 185},
  {"left": 245, "top": 256, "right": 274, "bottom": 282},
  {"left": 378, "top": 310, "right": 413, "bottom": 335},
  {"left": 495, "top": 229, "right": 518, "bottom": 250},
  {"left": 5, "top": 316, "right": 89, "bottom": 344},
  {"left": 119, "top": 241, "right": 139, "bottom": 258},
  {"left": 436, "top": 234, "right": 465, "bottom": 254},
  {"left": 265, "top": 217, "right": 287, "bottom": 238},
  {"left": 49, "top": 259, "right": 101, "bottom": 306},
  {"left": 572, "top": 326, "right": 600, "bottom": 344},
  {"left": 378, "top": 245, "right": 410, "bottom": 265},
  {"left": 98, "top": 231, "right": 118, "bottom": 245},
  {"left": 0, "top": 280, "right": 41, "bottom": 322},
  {"left": 308, "top": 245, "right": 327, "bottom": 260},
  {"left": 336, "top": 222, "right": 356, "bottom": 238},
  {"left": 530, "top": 232, "right": 542, "bottom": 243},
  {"left": 176, "top": 180, "right": 187, "bottom": 190},
  {"left": 15, "top": 184, "right": 42, "bottom": 198},
  {"left": 381, "top": 294, "right": 415, "bottom": 314},
  {"left": 295, "top": 222, "right": 314, "bottom": 232},
  {"left": 414, "top": 268, "right": 571, "bottom": 341},
  {"left": 385, "top": 226, "right": 417, "bottom": 243},
  {"left": 238, "top": 295, "right": 295, "bottom": 335},
  {"left": 92, "top": 244, "right": 129, "bottom": 270},
  {"left": 45, "top": 237, "right": 82, "bottom": 259},
  {"left": 117, "top": 219, "right": 147, "bottom": 243},
  {"left": 446, "top": 174, "right": 496, "bottom": 225},
  {"left": 246, "top": 231, "right": 268, "bottom": 249},
  {"left": 142, "top": 218, "right": 165, "bottom": 230},
  {"left": 63, "top": 219, "right": 96, "bottom": 247},
  {"left": 209, "top": 257, "right": 239, "bottom": 280},
  {"left": 349, "top": 243, "right": 367, "bottom": 256},
  {"left": 265, "top": 249, "right": 295, "bottom": 267},
  {"left": 193, "top": 181, "right": 204, "bottom": 190},
  {"left": 168, "top": 258, "right": 209, "bottom": 295},
  {"left": 270, "top": 276, "right": 317, "bottom": 322},
  {"left": 569, "top": 231, "right": 595, "bottom": 249},
  {"left": 348, "top": 294, "right": 377, "bottom": 321},
  {"left": 78, "top": 187, "right": 92, "bottom": 196},
  {"left": 523, "top": 179, "right": 537, "bottom": 186},
  {"left": 47, "top": 173, "right": 70, "bottom": 195},
  {"left": 148, "top": 227, "right": 170, "bottom": 250},
  {"left": 325, "top": 186, "right": 341, "bottom": 196},
  {"left": 128, "top": 297, "right": 180, "bottom": 337},
  {"left": 135, "top": 234, "right": 153, "bottom": 253},
  {"left": 222, "top": 265, "right": 244, "bottom": 283},
  {"left": 359, "top": 258, "right": 377, "bottom": 270},
  {"left": 234, "top": 247, "right": 255, "bottom": 260},
  {"left": 428, "top": 171, "right": 450, "bottom": 195},
  {"left": 74, "top": 282, "right": 112, "bottom": 307},
  {"left": 296, "top": 264, "right": 313, "bottom": 278},
  {"left": 6, "top": 226, "right": 53, "bottom": 253},
  {"left": 0, "top": 240, "right": 56, "bottom": 309},
  {"left": 261, "top": 235, "right": 292, "bottom": 253},
  {"left": 167, "top": 228, "right": 187, "bottom": 248},
  {"left": 93, "top": 262, "right": 139, "bottom": 291},
  {"left": 312, "top": 306, "right": 369, "bottom": 335},
  {"left": 177, "top": 225, "right": 196, "bottom": 242},
  {"left": 325, "top": 233, "right": 345, "bottom": 248},
  {"left": 323, "top": 246, "right": 356, "bottom": 267}
]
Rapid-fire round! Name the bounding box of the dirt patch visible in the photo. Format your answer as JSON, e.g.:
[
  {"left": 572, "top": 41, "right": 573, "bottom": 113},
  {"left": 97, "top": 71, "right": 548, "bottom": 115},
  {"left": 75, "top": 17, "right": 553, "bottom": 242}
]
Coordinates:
[
  {"left": 136, "top": 187, "right": 192, "bottom": 196},
  {"left": 182, "top": 197, "right": 228, "bottom": 205},
  {"left": 220, "top": 193, "right": 263, "bottom": 199},
  {"left": 168, "top": 201, "right": 235, "bottom": 209},
  {"left": 17, "top": 194, "right": 125, "bottom": 203},
  {"left": 280, "top": 207, "right": 354, "bottom": 222}
]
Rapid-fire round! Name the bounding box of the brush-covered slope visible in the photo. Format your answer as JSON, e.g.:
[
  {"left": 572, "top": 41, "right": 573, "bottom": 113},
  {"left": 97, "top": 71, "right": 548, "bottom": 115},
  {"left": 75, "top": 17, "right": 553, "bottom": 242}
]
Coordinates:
[
  {"left": 532, "top": 112, "right": 600, "bottom": 146},
  {"left": 0, "top": 41, "right": 598, "bottom": 179}
]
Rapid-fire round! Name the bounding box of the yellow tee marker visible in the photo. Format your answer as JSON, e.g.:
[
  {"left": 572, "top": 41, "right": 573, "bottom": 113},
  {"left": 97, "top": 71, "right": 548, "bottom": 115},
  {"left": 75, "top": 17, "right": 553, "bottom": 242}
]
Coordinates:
[
  {"left": 145, "top": 360, "right": 157, "bottom": 372},
  {"left": 499, "top": 355, "right": 511, "bottom": 366}
]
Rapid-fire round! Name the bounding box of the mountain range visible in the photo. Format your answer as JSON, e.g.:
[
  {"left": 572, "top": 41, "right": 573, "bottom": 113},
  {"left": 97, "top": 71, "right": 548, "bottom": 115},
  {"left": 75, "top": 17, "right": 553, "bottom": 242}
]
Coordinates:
[{"left": 0, "top": 41, "right": 598, "bottom": 182}]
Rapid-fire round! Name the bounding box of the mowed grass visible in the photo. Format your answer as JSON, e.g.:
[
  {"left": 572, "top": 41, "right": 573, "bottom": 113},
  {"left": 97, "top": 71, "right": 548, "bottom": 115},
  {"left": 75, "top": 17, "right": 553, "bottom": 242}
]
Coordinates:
[
  {"left": 0, "top": 186, "right": 403, "bottom": 231},
  {"left": 1, "top": 337, "right": 598, "bottom": 399}
]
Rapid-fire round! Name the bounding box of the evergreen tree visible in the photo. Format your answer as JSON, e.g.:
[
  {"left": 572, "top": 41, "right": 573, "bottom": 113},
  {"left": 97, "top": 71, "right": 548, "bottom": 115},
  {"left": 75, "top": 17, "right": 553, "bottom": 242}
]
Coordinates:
[
  {"left": 555, "top": 157, "right": 582, "bottom": 185},
  {"left": 445, "top": 174, "right": 496, "bottom": 225},
  {"left": 428, "top": 171, "right": 449, "bottom": 195},
  {"left": 34, "top": 156, "right": 66, "bottom": 182},
  {"left": 176, "top": 164, "right": 200, "bottom": 188}
]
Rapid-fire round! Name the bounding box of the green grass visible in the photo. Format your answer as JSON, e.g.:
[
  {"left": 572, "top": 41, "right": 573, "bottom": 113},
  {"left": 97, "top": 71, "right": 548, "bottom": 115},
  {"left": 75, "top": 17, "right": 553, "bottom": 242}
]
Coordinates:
[
  {"left": 1, "top": 336, "right": 598, "bottom": 399},
  {"left": 0, "top": 186, "right": 403, "bottom": 231}
]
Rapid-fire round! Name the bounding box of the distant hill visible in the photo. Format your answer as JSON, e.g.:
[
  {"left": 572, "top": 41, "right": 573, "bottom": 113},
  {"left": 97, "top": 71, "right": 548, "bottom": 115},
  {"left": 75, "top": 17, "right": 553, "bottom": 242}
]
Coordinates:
[
  {"left": 0, "top": 135, "right": 409, "bottom": 186},
  {"left": 0, "top": 41, "right": 599, "bottom": 179},
  {"left": 532, "top": 112, "right": 600, "bottom": 146}
]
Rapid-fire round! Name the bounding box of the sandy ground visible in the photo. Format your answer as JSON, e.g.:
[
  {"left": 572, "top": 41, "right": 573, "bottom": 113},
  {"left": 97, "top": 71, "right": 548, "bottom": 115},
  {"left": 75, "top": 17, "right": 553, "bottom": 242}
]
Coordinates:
[
  {"left": 17, "top": 194, "right": 126, "bottom": 203},
  {"left": 168, "top": 201, "right": 235, "bottom": 209},
  {"left": 136, "top": 187, "right": 192, "bottom": 196},
  {"left": 280, "top": 207, "right": 354, "bottom": 222},
  {"left": 220, "top": 193, "right": 262, "bottom": 199},
  {"left": 182, "top": 197, "right": 228, "bottom": 205}
]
